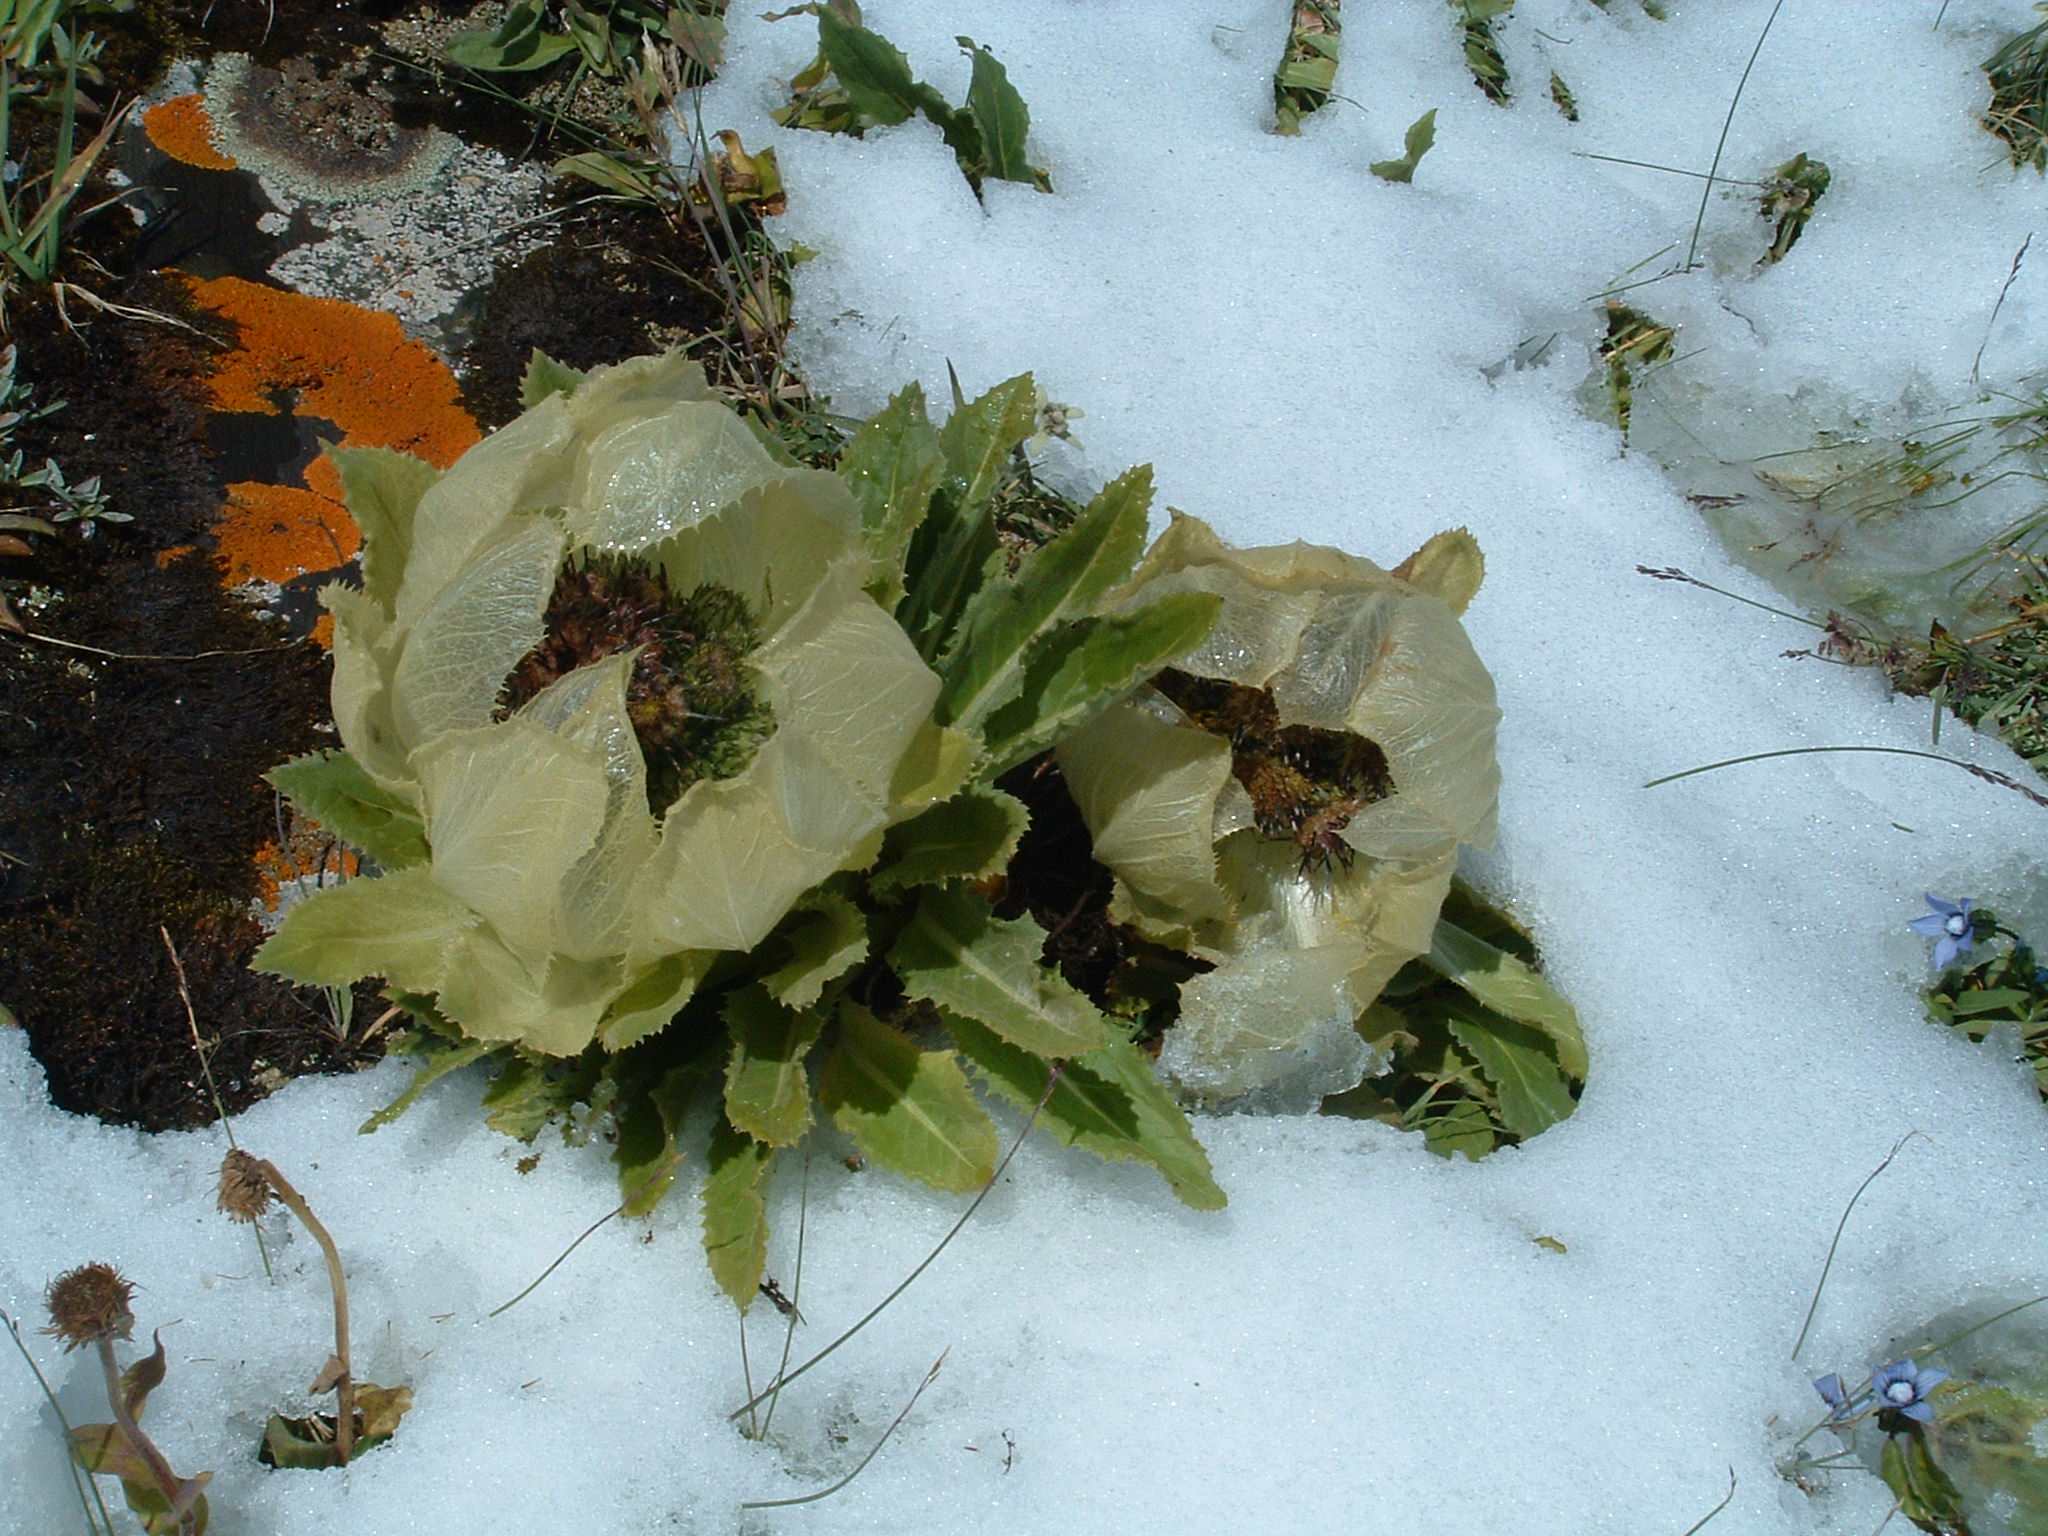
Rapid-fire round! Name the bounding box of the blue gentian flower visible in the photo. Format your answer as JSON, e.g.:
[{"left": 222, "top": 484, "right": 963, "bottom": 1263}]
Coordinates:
[
  {"left": 1909, "top": 894, "right": 1976, "bottom": 969},
  {"left": 1871, "top": 1358, "right": 1948, "bottom": 1424},
  {"left": 1812, "top": 1372, "right": 1859, "bottom": 1420}
]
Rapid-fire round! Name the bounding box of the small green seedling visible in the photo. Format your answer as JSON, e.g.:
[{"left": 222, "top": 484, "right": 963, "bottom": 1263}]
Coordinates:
[
  {"left": 1370, "top": 109, "right": 1439, "bottom": 184},
  {"left": 1757, "top": 152, "right": 1830, "bottom": 264},
  {"left": 1599, "top": 301, "right": 1675, "bottom": 442}
]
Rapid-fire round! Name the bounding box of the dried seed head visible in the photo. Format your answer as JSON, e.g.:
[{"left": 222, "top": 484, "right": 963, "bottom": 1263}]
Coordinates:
[
  {"left": 217, "top": 1149, "right": 273, "bottom": 1224},
  {"left": 42, "top": 1262, "right": 136, "bottom": 1351}
]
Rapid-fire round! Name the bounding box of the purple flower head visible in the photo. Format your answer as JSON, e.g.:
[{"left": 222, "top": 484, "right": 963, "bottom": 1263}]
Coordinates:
[
  {"left": 1812, "top": 1372, "right": 1858, "bottom": 1420},
  {"left": 1908, "top": 894, "right": 1976, "bottom": 970},
  {"left": 1871, "top": 1358, "right": 1949, "bottom": 1425}
]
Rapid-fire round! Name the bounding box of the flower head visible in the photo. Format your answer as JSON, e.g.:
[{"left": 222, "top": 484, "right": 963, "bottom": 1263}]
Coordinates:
[
  {"left": 1871, "top": 1357, "right": 1948, "bottom": 1424},
  {"left": 1908, "top": 893, "right": 1976, "bottom": 969},
  {"left": 1812, "top": 1371, "right": 1861, "bottom": 1421},
  {"left": 217, "top": 1149, "right": 273, "bottom": 1223},
  {"left": 42, "top": 1262, "right": 136, "bottom": 1352}
]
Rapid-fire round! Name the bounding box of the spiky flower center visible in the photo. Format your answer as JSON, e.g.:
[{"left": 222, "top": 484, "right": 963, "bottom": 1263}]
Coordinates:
[
  {"left": 499, "top": 555, "right": 774, "bottom": 813},
  {"left": 1151, "top": 667, "right": 1394, "bottom": 875},
  {"left": 42, "top": 1261, "right": 136, "bottom": 1351}
]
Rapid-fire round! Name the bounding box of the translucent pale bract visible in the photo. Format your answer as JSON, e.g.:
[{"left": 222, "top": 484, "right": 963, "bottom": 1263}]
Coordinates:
[{"left": 1059, "top": 511, "right": 1501, "bottom": 1107}]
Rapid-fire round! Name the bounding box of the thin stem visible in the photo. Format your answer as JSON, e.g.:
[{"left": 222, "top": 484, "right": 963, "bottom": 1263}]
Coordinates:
[
  {"left": 93, "top": 1336, "right": 197, "bottom": 1534},
  {"left": 1676, "top": 1468, "right": 1737, "bottom": 1535},
  {"left": 487, "top": 1205, "right": 621, "bottom": 1319},
  {"left": 737, "top": 1311, "right": 759, "bottom": 1440},
  {"left": 1574, "top": 151, "right": 1764, "bottom": 186},
  {"left": 739, "top": 1350, "right": 949, "bottom": 1510},
  {"left": 728, "top": 1067, "right": 1064, "bottom": 1422},
  {"left": 1791, "top": 1132, "right": 1924, "bottom": 1360},
  {"left": 1643, "top": 745, "right": 2048, "bottom": 811},
  {"left": 160, "top": 928, "right": 271, "bottom": 1280},
  {"left": 1635, "top": 564, "right": 1829, "bottom": 630},
  {"left": 1, "top": 1308, "right": 119, "bottom": 1535},
  {"left": 1685, "top": 0, "right": 1787, "bottom": 271},
  {"left": 254, "top": 1160, "right": 354, "bottom": 1463}
]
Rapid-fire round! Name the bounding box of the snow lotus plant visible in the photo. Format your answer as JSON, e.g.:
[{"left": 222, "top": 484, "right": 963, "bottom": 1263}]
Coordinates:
[
  {"left": 256, "top": 353, "right": 1537, "bottom": 1307},
  {"left": 1059, "top": 515, "right": 1550, "bottom": 1111}
]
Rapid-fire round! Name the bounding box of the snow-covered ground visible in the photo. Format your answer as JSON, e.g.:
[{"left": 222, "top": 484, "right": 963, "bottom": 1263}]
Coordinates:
[{"left": 5, "top": 2, "right": 2046, "bottom": 1531}]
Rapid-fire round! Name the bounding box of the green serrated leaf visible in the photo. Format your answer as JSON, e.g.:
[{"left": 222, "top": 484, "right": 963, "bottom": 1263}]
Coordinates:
[
  {"left": 960, "top": 37, "right": 1041, "bottom": 186},
  {"left": 1370, "top": 108, "right": 1439, "bottom": 184},
  {"left": 254, "top": 866, "right": 478, "bottom": 991},
  {"left": 763, "top": 893, "right": 869, "bottom": 1008},
  {"left": 893, "top": 887, "right": 1110, "bottom": 1057},
  {"left": 598, "top": 950, "right": 716, "bottom": 1051},
  {"left": 938, "top": 372, "right": 1038, "bottom": 517},
  {"left": 723, "top": 987, "right": 824, "bottom": 1146},
  {"left": 981, "top": 591, "right": 1224, "bottom": 774},
  {"left": 326, "top": 446, "right": 440, "bottom": 614},
  {"left": 702, "top": 1118, "right": 775, "bottom": 1310},
  {"left": 936, "top": 464, "right": 1153, "bottom": 734},
  {"left": 266, "top": 749, "right": 430, "bottom": 870},
  {"left": 616, "top": 1064, "right": 698, "bottom": 1217},
  {"left": 1423, "top": 916, "right": 1585, "bottom": 1079},
  {"left": 872, "top": 787, "right": 1028, "bottom": 893},
  {"left": 519, "top": 348, "right": 587, "bottom": 409},
  {"left": 1445, "top": 1006, "right": 1575, "bottom": 1139},
  {"left": 819, "top": 1002, "right": 997, "bottom": 1192},
  {"left": 949, "top": 1015, "right": 1226, "bottom": 1209},
  {"left": 480, "top": 1051, "right": 600, "bottom": 1142},
  {"left": 840, "top": 381, "right": 943, "bottom": 610}
]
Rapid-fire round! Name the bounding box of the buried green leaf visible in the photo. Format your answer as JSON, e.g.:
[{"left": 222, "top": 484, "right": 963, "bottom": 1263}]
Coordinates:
[{"left": 1444, "top": 1005, "right": 1575, "bottom": 1140}]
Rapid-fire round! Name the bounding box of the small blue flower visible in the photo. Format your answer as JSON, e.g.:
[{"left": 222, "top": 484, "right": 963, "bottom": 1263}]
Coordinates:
[
  {"left": 1909, "top": 894, "right": 1976, "bottom": 969},
  {"left": 1870, "top": 1358, "right": 1948, "bottom": 1425},
  {"left": 1812, "top": 1372, "right": 1859, "bottom": 1420}
]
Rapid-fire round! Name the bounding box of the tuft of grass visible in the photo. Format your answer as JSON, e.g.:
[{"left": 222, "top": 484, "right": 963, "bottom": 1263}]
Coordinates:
[{"left": 1983, "top": 15, "right": 2048, "bottom": 172}]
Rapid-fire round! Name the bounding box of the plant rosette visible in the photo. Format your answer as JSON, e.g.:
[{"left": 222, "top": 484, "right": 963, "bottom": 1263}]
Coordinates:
[
  {"left": 256, "top": 354, "right": 946, "bottom": 1055},
  {"left": 1057, "top": 515, "right": 1501, "bottom": 1107}
]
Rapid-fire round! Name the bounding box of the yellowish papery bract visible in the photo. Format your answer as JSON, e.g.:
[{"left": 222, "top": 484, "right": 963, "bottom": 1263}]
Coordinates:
[
  {"left": 292, "top": 354, "right": 943, "bottom": 1055},
  {"left": 1056, "top": 514, "right": 1501, "bottom": 1110}
]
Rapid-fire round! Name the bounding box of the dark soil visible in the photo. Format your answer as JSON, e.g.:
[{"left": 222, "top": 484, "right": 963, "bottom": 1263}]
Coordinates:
[
  {"left": 0, "top": 0, "right": 785, "bottom": 1129},
  {"left": 0, "top": 273, "right": 374, "bottom": 1131}
]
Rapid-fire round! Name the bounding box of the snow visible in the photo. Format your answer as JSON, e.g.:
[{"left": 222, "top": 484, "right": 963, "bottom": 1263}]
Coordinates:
[{"left": 5, "top": 2, "right": 2047, "bottom": 1532}]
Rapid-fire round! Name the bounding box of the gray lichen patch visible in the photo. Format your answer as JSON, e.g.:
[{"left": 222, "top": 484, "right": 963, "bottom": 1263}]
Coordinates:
[{"left": 204, "top": 53, "right": 457, "bottom": 204}]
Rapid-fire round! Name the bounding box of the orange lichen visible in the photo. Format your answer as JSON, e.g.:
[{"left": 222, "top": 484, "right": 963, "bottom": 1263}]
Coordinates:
[
  {"left": 153, "top": 543, "right": 197, "bottom": 568},
  {"left": 179, "top": 275, "right": 480, "bottom": 467},
  {"left": 253, "top": 835, "right": 359, "bottom": 913},
  {"left": 176, "top": 274, "right": 479, "bottom": 651},
  {"left": 143, "top": 93, "right": 237, "bottom": 171},
  {"left": 214, "top": 480, "right": 361, "bottom": 586}
]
